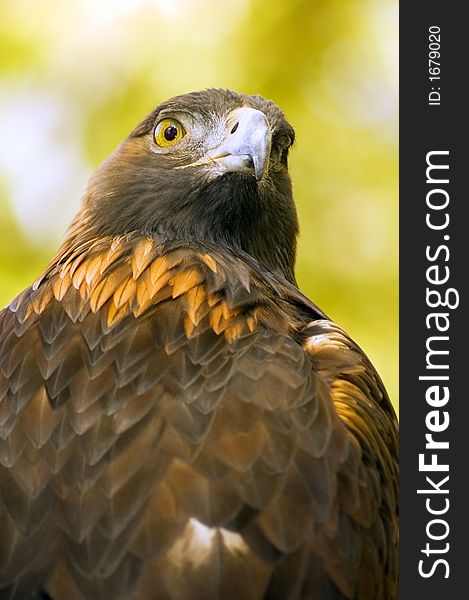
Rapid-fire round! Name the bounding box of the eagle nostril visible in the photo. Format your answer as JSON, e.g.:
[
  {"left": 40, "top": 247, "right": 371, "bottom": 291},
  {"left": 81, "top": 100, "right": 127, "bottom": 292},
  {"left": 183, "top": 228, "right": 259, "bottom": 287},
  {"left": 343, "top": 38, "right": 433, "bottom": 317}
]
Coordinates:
[{"left": 230, "top": 122, "right": 239, "bottom": 134}]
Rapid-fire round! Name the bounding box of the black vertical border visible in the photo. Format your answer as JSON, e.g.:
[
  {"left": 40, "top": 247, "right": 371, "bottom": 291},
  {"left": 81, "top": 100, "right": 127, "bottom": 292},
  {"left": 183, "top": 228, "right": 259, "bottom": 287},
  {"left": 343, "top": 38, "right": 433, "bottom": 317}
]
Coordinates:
[{"left": 400, "top": 4, "right": 467, "bottom": 598}]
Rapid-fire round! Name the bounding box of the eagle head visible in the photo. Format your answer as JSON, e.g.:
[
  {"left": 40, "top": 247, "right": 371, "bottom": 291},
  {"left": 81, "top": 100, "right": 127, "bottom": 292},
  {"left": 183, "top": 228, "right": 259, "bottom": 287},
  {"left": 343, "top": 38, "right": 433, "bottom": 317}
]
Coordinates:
[{"left": 80, "top": 89, "right": 298, "bottom": 283}]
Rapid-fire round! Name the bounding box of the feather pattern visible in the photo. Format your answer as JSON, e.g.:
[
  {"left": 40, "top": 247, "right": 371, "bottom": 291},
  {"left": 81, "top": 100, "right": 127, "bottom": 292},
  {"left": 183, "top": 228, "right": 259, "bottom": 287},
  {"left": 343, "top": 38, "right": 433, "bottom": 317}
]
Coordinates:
[{"left": 0, "top": 236, "right": 397, "bottom": 599}]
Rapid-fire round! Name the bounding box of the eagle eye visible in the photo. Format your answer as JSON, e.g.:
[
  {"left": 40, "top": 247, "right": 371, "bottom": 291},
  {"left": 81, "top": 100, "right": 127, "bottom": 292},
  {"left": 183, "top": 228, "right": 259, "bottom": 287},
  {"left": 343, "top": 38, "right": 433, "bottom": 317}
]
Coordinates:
[{"left": 154, "top": 118, "right": 186, "bottom": 147}]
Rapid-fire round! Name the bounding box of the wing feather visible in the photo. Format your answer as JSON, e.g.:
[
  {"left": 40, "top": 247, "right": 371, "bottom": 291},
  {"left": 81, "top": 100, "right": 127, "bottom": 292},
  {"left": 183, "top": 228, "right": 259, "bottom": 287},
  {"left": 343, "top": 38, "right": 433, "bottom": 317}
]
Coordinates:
[{"left": 0, "top": 238, "right": 397, "bottom": 599}]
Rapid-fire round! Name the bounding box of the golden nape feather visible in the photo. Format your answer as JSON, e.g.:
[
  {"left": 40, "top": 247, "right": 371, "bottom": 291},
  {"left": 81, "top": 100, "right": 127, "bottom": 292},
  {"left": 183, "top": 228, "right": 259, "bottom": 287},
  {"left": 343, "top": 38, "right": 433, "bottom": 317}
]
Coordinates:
[{"left": 0, "top": 89, "right": 398, "bottom": 600}]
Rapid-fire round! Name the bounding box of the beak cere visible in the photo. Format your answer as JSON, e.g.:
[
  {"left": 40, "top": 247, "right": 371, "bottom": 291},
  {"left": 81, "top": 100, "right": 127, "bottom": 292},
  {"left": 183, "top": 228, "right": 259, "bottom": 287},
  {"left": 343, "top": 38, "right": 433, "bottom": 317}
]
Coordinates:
[{"left": 208, "top": 107, "right": 272, "bottom": 181}]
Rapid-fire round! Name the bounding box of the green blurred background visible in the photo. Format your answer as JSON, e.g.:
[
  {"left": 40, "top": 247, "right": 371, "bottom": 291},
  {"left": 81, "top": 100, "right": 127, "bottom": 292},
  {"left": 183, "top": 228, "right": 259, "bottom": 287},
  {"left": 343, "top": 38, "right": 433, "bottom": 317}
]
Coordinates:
[{"left": 0, "top": 0, "right": 398, "bottom": 410}]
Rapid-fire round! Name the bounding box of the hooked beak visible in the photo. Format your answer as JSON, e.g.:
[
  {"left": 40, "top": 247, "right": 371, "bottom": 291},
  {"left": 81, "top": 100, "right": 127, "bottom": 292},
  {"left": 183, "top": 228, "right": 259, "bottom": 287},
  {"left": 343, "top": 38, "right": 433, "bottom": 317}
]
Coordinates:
[{"left": 206, "top": 107, "right": 272, "bottom": 181}]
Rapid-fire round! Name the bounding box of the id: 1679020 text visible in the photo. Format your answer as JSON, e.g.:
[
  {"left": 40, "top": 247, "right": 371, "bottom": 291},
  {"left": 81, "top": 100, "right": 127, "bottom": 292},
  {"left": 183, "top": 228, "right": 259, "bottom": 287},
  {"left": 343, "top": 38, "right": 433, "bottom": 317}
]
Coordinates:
[{"left": 428, "top": 25, "right": 441, "bottom": 106}]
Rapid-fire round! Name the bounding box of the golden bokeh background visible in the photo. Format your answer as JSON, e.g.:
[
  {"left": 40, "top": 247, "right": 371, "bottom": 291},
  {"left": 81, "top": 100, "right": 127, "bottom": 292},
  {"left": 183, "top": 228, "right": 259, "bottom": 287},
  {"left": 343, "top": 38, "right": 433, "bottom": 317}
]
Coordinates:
[{"left": 0, "top": 0, "right": 398, "bottom": 409}]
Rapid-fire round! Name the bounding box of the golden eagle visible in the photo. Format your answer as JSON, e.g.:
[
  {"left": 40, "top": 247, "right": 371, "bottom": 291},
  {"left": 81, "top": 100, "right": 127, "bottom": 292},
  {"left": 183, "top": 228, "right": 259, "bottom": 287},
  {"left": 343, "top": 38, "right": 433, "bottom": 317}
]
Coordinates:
[{"left": 0, "top": 89, "right": 398, "bottom": 599}]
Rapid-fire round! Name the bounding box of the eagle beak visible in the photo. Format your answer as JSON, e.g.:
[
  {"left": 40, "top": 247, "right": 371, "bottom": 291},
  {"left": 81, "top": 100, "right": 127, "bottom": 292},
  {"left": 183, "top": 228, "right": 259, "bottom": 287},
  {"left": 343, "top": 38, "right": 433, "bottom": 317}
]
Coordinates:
[{"left": 207, "top": 107, "right": 272, "bottom": 181}]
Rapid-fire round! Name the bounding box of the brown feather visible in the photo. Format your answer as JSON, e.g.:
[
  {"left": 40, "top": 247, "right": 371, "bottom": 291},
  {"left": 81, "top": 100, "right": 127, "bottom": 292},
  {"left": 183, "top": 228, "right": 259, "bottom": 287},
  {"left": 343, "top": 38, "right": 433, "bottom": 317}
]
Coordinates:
[
  {"left": 0, "top": 236, "right": 398, "bottom": 600},
  {"left": 131, "top": 237, "right": 155, "bottom": 279}
]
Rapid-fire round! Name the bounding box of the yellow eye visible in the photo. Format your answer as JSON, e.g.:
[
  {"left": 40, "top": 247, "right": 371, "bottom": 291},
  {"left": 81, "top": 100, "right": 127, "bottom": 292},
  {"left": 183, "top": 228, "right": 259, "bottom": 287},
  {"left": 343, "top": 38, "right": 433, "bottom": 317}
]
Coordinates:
[{"left": 154, "top": 118, "right": 185, "bottom": 147}]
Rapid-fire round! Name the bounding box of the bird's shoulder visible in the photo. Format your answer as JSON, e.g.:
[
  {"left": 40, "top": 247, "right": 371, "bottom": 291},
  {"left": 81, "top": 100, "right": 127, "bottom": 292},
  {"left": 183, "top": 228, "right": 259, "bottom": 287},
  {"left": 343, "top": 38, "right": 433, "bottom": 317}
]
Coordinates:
[
  {"left": 0, "top": 234, "right": 322, "bottom": 457},
  {"left": 1, "top": 234, "right": 307, "bottom": 341},
  {"left": 0, "top": 234, "right": 398, "bottom": 599}
]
